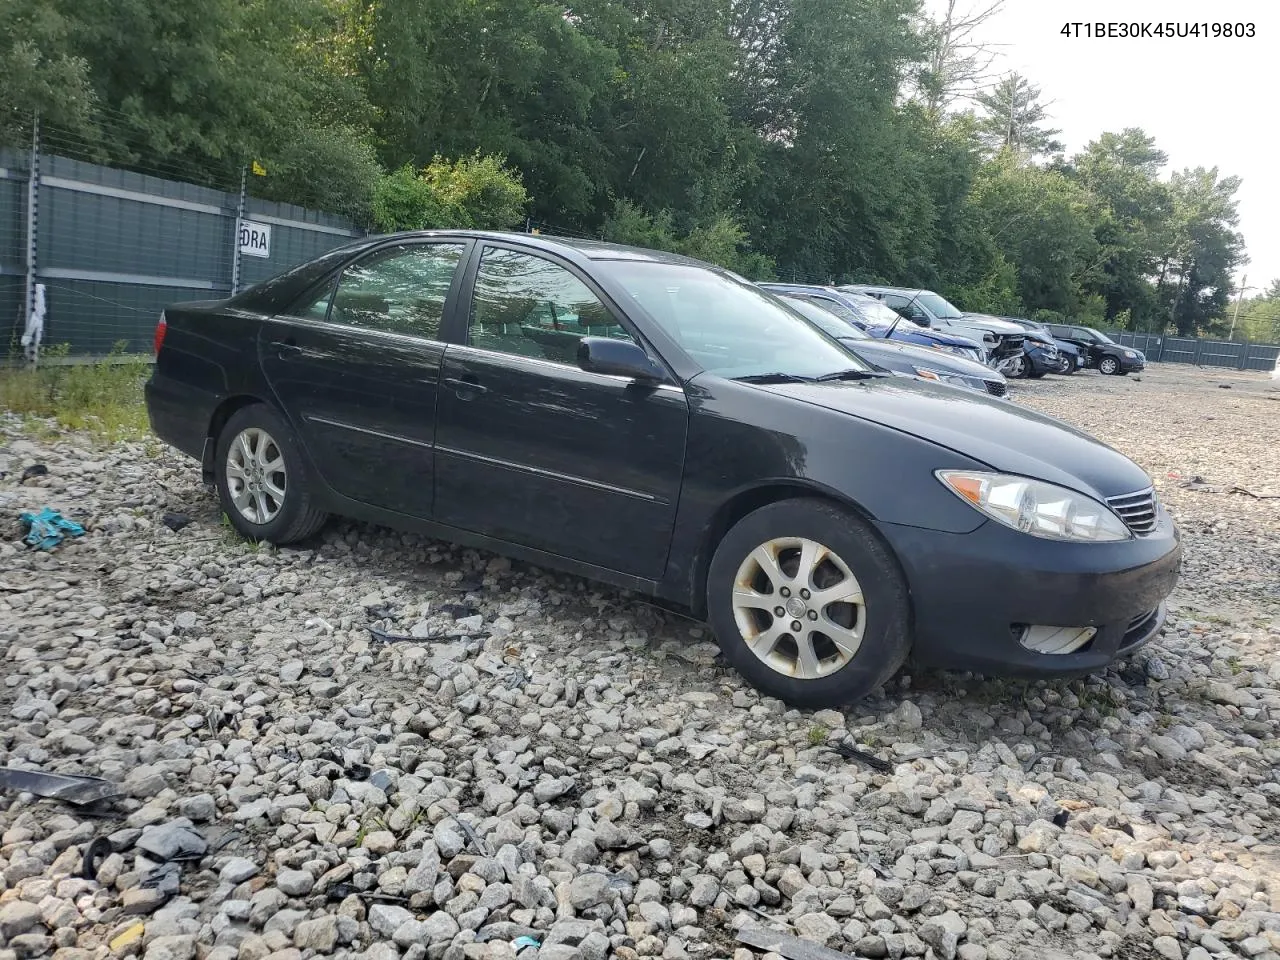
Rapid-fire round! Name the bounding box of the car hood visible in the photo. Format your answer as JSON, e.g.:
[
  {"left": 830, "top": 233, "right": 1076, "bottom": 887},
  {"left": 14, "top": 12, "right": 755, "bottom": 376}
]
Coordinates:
[
  {"left": 756, "top": 377, "right": 1152, "bottom": 499},
  {"left": 867, "top": 324, "right": 980, "bottom": 350},
  {"left": 843, "top": 339, "right": 997, "bottom": 379},
  {"left": 958, "top": 313, "right": 1031, "bottom": 336}
]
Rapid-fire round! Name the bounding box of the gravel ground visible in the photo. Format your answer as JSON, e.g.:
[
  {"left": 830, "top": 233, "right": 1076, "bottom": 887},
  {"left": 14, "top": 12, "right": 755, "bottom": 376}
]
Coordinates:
[{"left": 1, "top": 364, "right": 1278, "bottom": 960}]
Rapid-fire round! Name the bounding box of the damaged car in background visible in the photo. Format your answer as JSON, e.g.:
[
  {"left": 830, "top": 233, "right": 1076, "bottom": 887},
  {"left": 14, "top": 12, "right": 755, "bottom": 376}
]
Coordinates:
[
  {"left": 146, "top": 230, "right": 1182, "bottom": 707},
  {"left": 768, "top": 290, "right": 1010, "bottom": 397}
]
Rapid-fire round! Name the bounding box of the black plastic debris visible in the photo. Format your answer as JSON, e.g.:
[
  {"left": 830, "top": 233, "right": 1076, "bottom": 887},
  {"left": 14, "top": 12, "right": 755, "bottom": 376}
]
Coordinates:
[
  {"left": 1051, "top": 808, "right": 1070, "bottom": 828},
  {"left": 0, "top": 767, "right": 123, "bottom": 806},
  {"left": 80, "top": 836, "right": 113, "bottom": 879},
  {"left": 136, "top": 822, "right": 208, "bottom": 862},
  {"left": 367, "top": 624, "right": 487, "bottom": 644},
  {"left": 325, "top": 882, "right": 409, "bottom": 904},
  {"left": 162, "top": 512, "right": 192, "bottom": 531},
  {"left": 20, "top": 463, "right": 48, "bottom": 482},
  {"left": 738, "top": 924, "right": 855, "bottom": 960},
  {"left": 438, "top": 602, "right": 478, "bottom": 619},
  {"left": 828, "top": 740, "right": 892, "bottom": 772}
]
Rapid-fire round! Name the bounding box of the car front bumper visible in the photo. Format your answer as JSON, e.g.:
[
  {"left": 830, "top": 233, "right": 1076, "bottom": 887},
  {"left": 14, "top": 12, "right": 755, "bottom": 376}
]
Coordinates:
[
  {"left": 1025, "top": 346, "right": 1060, "bottom": 375},
  {"left": 876, "top": 507, "right": 1181, "bottom": 677},
  {"left": 1120, "top": 355, "right": 1146, "bottom": 371}
]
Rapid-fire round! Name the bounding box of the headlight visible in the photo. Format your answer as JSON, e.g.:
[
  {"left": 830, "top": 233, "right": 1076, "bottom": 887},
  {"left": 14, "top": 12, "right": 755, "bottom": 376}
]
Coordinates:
[
  {"left": 913, "top": 366, "right": 968, "bottom": 387},
  {"left": 935, "top": 471, "right": 1132, "bottom": 542},
  {"left": 1124, "top": 349, "right": 1137, "bottom": 358}
]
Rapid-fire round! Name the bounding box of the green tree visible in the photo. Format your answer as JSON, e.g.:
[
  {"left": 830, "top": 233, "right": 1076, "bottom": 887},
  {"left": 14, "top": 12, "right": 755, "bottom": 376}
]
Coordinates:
[
  {"left": 1156, "top": 167, "right": 1246, "bottom": 336},
  {"left": 1068, "top": 129, "right": 1171, "bottom": 329},
  {"left": 974, "top": 72, "right": 1063, "bottom": 159},
  {"left": 371, "top": 154, "right": 528, "bottom": 232},
  {"left": 968, "top": 154, "right": 1101, "bottom": 314},
  {"left": 0, "top": 0, "right": 94, "bottom": 143}
]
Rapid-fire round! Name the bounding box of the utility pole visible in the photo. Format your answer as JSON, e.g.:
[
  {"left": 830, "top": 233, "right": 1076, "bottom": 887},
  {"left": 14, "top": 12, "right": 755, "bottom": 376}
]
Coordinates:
[{"left": 1229, "top": 273, "right": 1247, "bottom": 340}]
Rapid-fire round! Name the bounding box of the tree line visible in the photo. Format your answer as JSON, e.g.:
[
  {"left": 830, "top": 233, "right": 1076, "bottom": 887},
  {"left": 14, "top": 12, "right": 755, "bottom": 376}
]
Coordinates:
[{"left": 1, "top": 0, "right": 1254, "bottom": 336}]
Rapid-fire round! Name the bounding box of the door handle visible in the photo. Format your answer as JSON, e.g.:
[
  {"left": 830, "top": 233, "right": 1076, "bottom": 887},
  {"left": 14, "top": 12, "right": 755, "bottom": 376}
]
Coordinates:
[
  {"left": 444, "top": 376, "right": 488, "bottom": 400},
  {"left": 276, "top": 341, "right": 303, "bottom": 360}
]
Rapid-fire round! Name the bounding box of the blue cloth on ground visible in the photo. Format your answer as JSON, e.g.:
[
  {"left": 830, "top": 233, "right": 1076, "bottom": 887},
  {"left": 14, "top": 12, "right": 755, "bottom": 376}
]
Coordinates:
[{"left": 19, "top": 507, "right": 85, "bottom": 550}]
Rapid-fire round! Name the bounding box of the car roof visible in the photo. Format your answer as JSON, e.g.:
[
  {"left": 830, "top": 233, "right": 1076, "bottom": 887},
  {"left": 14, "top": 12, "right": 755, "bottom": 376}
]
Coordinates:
[
  {"left": 353, "top": 229, "right": 709, "bottom": 266},
  {"left": 841, "top": 284, "right": 930, "bottom": 297}
]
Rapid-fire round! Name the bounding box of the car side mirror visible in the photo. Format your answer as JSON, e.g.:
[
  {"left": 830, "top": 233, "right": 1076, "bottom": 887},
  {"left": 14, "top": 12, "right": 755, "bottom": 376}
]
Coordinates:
[{"left": 577, "top": 336, "right": 667, "bottom": 382}]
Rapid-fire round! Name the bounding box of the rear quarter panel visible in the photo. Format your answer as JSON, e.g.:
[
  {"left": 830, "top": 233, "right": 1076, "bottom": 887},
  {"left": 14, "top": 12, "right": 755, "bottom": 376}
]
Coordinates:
[{"left": 148, "top": 304, "right": 270, "bottom": 460}]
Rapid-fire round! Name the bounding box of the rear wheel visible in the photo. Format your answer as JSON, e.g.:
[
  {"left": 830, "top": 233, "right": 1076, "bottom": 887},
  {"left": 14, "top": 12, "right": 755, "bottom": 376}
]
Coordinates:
[
  {"left": 706, "top": 499, "right": 911, "bottom": 708},
  {"left": 215, "top": 403, "right": 328, "bottom": 544},
  {"left": 1099, "top": 356, "right": 1121, "bottom": 375}
]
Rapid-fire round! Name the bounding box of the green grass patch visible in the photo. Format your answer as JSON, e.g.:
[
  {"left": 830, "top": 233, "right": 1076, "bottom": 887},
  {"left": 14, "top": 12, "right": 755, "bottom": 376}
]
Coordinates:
[{"left": 0, "top": 343, "right": 151, "bottom": 441}]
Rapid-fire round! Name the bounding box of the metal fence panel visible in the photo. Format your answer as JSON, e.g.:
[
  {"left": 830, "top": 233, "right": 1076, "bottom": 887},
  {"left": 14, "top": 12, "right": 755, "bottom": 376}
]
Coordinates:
[
  {"left": 0, "top": 149, "right": 29, "bottom": 351},
  {"left": 1244, "top": 344, "right": 1280, "bottom": 372},
  {"left": 1158, "top": 337, "right": 1199, "bottom": 364},
  {"left": 0, "top": 144, "right": 364, "bottom": 357}
]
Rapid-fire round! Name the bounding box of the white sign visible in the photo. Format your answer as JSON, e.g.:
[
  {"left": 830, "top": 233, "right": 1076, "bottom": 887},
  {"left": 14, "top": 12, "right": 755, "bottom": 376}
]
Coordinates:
[{"left": 238, "top": 220, "right": 271, "bottom": 258}]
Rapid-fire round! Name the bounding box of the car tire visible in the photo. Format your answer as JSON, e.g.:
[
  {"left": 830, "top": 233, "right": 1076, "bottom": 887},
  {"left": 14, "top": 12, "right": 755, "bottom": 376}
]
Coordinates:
[
  {"left": 1056, "top": 356, "right": 1074, "bottom": 375},
  {"left": 1006, "top": 354, "right": 1027, "bottom": 378},
  {"left": 706, "top": 498, "right": 911, "bottom": 708},
  {"left": 1099, "top": 356, "right": 1120, "bottom": 375},
  {"left": 214, "top": 403, "right": 328, "bottom": 544}
]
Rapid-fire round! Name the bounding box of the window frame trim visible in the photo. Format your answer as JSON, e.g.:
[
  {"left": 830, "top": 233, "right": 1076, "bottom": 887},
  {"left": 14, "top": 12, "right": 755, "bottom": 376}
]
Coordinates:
[
  {"left": 448, "top": 240, "right": 670, "bottom": 377},
  {"left": 278, "top": 238, "right": 475, "bottom": 344}
]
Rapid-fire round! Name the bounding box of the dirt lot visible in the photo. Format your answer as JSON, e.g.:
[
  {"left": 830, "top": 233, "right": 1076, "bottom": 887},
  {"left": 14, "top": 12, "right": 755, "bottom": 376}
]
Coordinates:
[{"left": 1, "top": 363, "right": 1278, "bottom": 960}]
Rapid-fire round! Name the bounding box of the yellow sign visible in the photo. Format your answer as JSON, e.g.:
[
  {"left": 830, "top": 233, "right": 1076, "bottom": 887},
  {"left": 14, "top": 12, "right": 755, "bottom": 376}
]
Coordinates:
[{"left": 251, "top": 160, "right": 267, "bottom": 176}]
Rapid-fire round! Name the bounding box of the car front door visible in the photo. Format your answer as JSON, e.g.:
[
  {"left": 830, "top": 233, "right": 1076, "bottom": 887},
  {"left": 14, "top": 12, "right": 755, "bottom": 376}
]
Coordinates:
[
  {"left": 433, "top": 242, "right": 689, "bottom": 580},
  {"left": 258, "top": 240, "right": 469, "bottom": 518}
]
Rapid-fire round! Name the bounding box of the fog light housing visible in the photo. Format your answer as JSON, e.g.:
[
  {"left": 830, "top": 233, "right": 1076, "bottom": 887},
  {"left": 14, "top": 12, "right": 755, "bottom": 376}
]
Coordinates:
[{"left": 1014, "top": 624, "right": 1097, "bottom": 655}]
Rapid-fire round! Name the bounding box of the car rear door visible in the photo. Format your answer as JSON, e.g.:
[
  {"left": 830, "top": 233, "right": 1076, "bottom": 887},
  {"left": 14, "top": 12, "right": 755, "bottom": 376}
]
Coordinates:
[
  {"left": 257, "top": 239, "right": 470, "bottom": 518},
  {"left": 432, "top": 241, "right": 689, "bottom": 580}
]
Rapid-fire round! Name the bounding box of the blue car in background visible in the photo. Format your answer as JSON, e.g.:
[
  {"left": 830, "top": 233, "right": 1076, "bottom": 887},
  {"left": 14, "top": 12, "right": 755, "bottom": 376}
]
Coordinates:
[
  {"left": 758, "top": 283, "right": 988, "bottom": 365},
  {"left": 774, "top": 292, "right": 1010, "bottom": 397}
]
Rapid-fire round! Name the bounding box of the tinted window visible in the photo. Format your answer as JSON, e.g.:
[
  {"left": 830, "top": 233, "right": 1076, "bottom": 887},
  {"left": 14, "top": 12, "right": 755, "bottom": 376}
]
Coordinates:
[
  {"left": 604, "top": 261, "right": 870, "bottom": 380},
  {"left": 324, "top": 243, "right": 465, "bottom": 338},
  {"left": 467, "top": 247, "right": 635, "bottom": 365}
]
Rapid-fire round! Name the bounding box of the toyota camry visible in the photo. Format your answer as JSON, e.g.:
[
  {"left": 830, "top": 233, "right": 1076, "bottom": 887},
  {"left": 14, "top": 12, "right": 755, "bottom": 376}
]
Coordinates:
[{"left": 145, "top": 231, "right": 1182, "bottom": 707}]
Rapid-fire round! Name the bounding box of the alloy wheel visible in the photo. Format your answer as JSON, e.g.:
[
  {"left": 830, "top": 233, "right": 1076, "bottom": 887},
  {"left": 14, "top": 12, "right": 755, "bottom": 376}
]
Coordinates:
[
  {"left": 731, "top": 537, "right": 865, "bottom": 680},
  {"left": 225, "top": 427, "right": 287, "bottom": 525},
  {"left": 1100, "top": 357, "right": 1119, "bottom": 374}
]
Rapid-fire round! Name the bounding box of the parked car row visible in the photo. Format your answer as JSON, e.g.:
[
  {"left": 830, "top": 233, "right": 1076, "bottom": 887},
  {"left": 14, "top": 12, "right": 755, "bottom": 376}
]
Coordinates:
[
  {"left": 146, "top": 230, "right": 1181, "bottom": 708},
  {"left": 757, "top": 282, "right": 1147, "bottom": 394}
]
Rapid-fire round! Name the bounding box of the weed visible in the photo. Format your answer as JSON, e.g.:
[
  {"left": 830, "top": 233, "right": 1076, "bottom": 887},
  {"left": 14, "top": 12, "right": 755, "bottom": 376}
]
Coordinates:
[
  {"left": 807, "top": 723, "right": 829, "bottom": 746},
  {"left": 1, "top": 343, "right": 150, "bottom": 441}
]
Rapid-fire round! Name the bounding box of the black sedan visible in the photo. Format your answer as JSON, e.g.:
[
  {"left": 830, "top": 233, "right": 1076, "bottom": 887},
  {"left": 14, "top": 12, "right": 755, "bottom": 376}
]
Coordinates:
[
  {"left": 1045, "top": 323, "right": 1146, "bottom": 375},
  {"left": 774, "top": 292, "right": 1009, "bottom": 397},
  {"left": 145, "top": 230, "right": 1182, "bottom": 707}
]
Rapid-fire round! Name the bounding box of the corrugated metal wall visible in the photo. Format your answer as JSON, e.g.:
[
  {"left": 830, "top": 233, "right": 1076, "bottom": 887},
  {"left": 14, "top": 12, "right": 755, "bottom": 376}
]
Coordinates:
[{"left": 0, "top": 146, "right": 364, "bottom": 357}]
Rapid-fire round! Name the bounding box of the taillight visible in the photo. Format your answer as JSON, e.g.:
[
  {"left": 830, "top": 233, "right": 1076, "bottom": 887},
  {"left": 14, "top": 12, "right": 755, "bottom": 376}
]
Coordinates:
[{"left": 154, "top": 313, "right": 167, "bottom": 355}]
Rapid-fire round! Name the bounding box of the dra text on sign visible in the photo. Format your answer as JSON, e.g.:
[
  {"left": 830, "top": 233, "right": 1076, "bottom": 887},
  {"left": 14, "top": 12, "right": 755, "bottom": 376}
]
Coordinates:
[{"left": 238, "top": 220, "right": 272, "bottom": 259}]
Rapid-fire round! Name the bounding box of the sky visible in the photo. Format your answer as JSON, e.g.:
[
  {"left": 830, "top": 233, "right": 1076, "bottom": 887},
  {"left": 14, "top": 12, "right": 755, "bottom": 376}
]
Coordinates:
[{"left": 924, "top": 0, "right": 1280, "bottom": 295}]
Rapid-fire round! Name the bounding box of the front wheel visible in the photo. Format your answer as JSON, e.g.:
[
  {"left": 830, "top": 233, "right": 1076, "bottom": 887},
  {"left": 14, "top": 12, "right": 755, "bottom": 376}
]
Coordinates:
[
  {"left": 214, "top": 403, "right": 329, "bottom": 544},
  {"left": 706, "top": 499, "right": 911, "bottom": 708},
  {"left": 1057, "top": 356, "right": 1074, "bottom": 375},
  {"left": 1099, "top": 356, "right": 1121, "bottom": 375}
]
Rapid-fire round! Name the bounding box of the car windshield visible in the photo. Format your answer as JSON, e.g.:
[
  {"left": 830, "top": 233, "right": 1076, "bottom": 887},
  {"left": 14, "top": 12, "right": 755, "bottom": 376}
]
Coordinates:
[
  {"left": 603, "top": 262, "right": 872, "bottom": 379},
  {"left": 781, "top": 298, "right": 871, "bottom": 340},
  {"left": 916, "top": 292, "right": 964, "bottom": 320},
  {"left": 852, "top": 298, "right": 906, "bottom": 327},
  {"left": 1090, "top": 328, "right": 1115, "bottom": 344}
]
